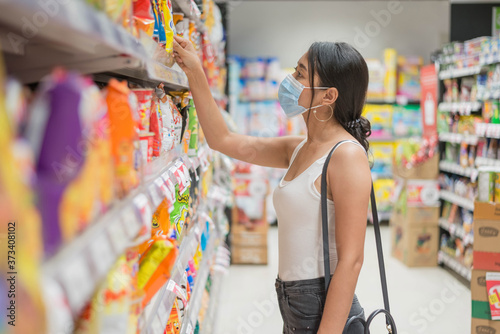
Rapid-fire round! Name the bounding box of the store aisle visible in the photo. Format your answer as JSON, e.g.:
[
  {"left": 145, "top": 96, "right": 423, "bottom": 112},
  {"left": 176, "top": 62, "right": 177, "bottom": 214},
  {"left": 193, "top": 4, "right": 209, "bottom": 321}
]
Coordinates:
[{"left": 216, "top": 225, "right": 470, "bottom": 334}]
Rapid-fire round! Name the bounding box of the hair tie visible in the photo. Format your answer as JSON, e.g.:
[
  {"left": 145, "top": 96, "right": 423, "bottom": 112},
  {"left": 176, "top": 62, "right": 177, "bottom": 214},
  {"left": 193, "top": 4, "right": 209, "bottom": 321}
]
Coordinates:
[{"left": 347, "top": 118, "right": 361, "bottom": 129}]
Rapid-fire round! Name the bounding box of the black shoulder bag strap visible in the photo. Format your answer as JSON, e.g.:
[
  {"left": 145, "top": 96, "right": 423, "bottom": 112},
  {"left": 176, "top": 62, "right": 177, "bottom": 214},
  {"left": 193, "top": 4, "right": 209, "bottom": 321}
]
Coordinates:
[{"left": 321, "top": 141, "right": 392, "bottom": 327}]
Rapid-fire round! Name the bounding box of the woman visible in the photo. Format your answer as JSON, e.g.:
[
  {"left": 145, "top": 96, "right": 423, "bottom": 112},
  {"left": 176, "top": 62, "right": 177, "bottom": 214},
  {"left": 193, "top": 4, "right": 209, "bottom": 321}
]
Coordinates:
[{"left": 173, "top": 36, "right": 372, "bottom": 334}]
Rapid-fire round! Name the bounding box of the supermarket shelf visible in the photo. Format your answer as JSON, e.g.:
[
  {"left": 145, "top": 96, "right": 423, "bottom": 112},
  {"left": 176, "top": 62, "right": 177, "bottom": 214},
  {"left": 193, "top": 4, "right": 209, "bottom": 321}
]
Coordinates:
[
  {"left": 439, "top": 161, "right": 478, "bottom": 179},
  {"left": 438, "top": 101, "right": 481, "bottom": 115},
  {"left": 438, "top": 132, "right": 479, "bottom": 145},
  {"left": 42, "top": 144, "right": 202, "bottom": 323},
  {"left": 439, "top": 190, "right": 475, "bottom": 211},
  {"left": 142, "top": 215, "right": 209, "bottom": 334},
  {"left": 0, "top": 0, "right": 188, "bottom": 89},
  {"left": 172, "top": 0, "right": 205, "bottom": 33},
  {"left": 179, "top": 233, "right": 217, "bottom": 334},
  {"left": 437, "top": 251, "right": 471, "bottom": 281},
  {"left": 438, "top": 218, "right": 474, "bottom": 245},
  {"left": 438, "top": 65, "right": 483, "bottom": 80},
  {"left": 475, "top": 156, "right": 500, "bottom": 168},
  {"left": 475, "top": 123, "right": 500, "bottom": 139}
]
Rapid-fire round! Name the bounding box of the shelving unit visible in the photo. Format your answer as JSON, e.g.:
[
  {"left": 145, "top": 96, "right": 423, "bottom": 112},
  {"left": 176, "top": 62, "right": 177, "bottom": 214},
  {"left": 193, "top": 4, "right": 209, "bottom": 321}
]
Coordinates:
[
  {"left": 437, "top": 251, "right": 472, "bottom": 281},
  {"left": 475, "top": 123, "right": 500, "bottom": 139},
  {"left": 439, "top": 161, "right": 478, "bottom": 178},
  {"left": 438, "top": 101, "right": 481, "bottom": 115},
  {"left": 0, "top": 0, "right": 189, "bottom": 89},
  {"left": 439, "top": 190, "right": 475, "bottom": 211},
  {"left": 438, "top": 65, "right": 483, "bottom": 80},
  {"left": 439, "top": 132, "right": 479, "bottom": 145},
  {"left": 438, "top": 218, "right": 473, "bottom": 245}
]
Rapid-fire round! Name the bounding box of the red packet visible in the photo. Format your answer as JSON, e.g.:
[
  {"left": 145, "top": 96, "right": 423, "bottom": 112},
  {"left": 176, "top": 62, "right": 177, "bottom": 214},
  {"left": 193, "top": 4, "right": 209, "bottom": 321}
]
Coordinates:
[{"left": 486, "top": 272, "right": 500, "bottom": 320}]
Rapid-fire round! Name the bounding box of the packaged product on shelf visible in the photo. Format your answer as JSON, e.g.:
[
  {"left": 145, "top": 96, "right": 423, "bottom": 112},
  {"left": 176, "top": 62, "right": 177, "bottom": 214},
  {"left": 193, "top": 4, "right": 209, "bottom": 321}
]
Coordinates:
[
  {"left": 75, "top": 255, "right": 134, "bottom": 334},
  {"left": 392, "top": 105, "right": 422, "bottom": 138},
  {"left": 173, "top": 13, "right": 185, "bottom": 37},
  {"left": 469, "top": 145, "right": 477, "bottom": 167},
  {"left": 383, "top": 48, "right": 397, "bottom": 101},
  {"left": 158, "top": 96, "right": 175, "bottom": 151},
  {"left": 151, "top": 198, "right": 173, "bottom": 237},
  {"left": 137, "top": 235, "right": 178, "bottom": 307},
  {"left": 396, "top": 55, "right": 422, "bottom": 101},
  {"left": 133, "top": 0, "right": 155, "bottom": 36},
  {"left": 149, "top": 97, "right": 163, "bottom": 157},
  {"left": 488, "top": 139, "right": 498, "bottom": 159},
  {"left": 106, "top": 79, "right": 139, "bottom": 198},
  {"left": 132, "top": 88, "right": 154, "bottom": 131},
  {"left": 460, "top": 142, "right": 469, "bottom": 167},
  {"left": 160, "top": 0, "right": 175, "bottom": 66},
  {"left": 477, "top": 167, "right": 500, "bottom": 202},
  {"left": 170, "top": 183, "right": 191, "bottom": 240},
  {"left": 363, "top": 104, "right": 393, "bottom": 138},
  {"left": 104, "top": 0, "right": 133, "bottom": 31},
  {"left": 139, "top": 131, "right": 154, "bottom": 164},
  {"left": 1, "top": 75, "right": 47, "bottom": 333},
  {"left": 187, "top": 99, "right": 199, "bottom": 157},
  {"left": 165, "top": 304, "right": 181, "bottom": 334},
  {"left": 152, "top": 0, "right": 166, "bottom": 43}
]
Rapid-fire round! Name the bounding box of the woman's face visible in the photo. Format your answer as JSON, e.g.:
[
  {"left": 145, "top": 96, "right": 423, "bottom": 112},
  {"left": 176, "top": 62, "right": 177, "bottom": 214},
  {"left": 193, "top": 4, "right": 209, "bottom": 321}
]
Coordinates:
[{"left": 293, "top": 53, "right": 323, "bottom": 109}]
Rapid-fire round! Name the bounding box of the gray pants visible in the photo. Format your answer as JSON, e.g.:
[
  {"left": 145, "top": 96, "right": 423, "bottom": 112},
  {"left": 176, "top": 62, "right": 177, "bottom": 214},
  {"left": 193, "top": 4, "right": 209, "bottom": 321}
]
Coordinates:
[{"left": 275, "top": 276, "right": 365, "bottom": 334}]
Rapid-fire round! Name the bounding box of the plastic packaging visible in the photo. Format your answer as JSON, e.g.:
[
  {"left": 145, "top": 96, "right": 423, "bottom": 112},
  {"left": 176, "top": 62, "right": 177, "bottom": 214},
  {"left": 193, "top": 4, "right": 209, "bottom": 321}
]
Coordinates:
[{"left": 133, "top": 0, "right": 155, "bottom": 35}]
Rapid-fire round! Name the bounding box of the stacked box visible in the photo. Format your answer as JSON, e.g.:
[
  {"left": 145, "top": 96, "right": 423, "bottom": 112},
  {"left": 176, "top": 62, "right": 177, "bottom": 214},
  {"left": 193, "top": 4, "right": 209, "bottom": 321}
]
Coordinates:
[
  {"left": 471, "top": 202, "right": 500, "bottom": 332},
  {"left": 391, "top": 159, "right": 440, "bottom": 267}
]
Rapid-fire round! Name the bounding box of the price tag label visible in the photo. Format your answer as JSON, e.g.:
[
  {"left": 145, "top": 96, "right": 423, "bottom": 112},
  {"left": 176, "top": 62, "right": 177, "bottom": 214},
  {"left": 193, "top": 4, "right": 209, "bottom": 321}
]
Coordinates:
[
  {"left": 88, "top": 233, "right": 115, "bottom": 277},
  {"left": 58, "top": 257, "right": 93, "bottom": 313},
  {"left": 133, "top": 193, "right": 153, "bottom": 228},
  {"left": 121, "top": 206, "right": 141, "bottom": 239},
  {"left": 107, "top": 217, "right": 129, "bottom": 255},
  {"left": 166, "top": 279, "right": 176, "bottom": 292},
  {"left": 148, "top": 183, "right": 163, "bottom": 207}
]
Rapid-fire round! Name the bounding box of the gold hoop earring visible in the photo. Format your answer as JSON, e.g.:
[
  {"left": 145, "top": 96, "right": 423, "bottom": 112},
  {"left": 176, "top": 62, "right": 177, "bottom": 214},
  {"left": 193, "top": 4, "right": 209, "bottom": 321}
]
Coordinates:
[{"left": 313, "top": 105, "right": 333, "bottom": 122}]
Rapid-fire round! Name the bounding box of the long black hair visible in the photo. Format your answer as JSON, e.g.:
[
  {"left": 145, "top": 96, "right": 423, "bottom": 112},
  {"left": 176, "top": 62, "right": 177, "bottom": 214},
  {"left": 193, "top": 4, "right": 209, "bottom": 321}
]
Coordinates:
[{"left": 307, "top": 41, "right": 371, "bottom": 151}]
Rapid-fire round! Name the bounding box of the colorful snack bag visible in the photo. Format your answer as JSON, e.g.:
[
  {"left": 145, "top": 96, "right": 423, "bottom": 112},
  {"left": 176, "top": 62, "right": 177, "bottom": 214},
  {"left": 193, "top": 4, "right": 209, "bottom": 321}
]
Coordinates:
[
  {"left": 149, "top": 100, "right": 163, "bottom": 157},
  {"left": 151, "top": 198, "right": 172, "bottom": 237},
  {"left": 170, "top": 98, "right": 183, "bottom": 146},
  {"left": 138, "top": 235, "right": 178, "bottom": 307},
  {"left": 158, "top": 96, "right": 175, "bottom": 151},
  {"left": 187, "top": 99, "right": 199, "bottom": 157},
  {"left": 104, "top": 0, "right": 133, "bottom": 30},
  {"left": 169, "top": 183, "right": 190, "bottom": 240},
  {"left": 139, "top": 131, "right": 154, "bottom": 164},
  {"left": 133, "top": 0, "right": 155, "bottom": 36},
  {"left": 165, "top": 305, "right": 181, "bottom": 334},
  {"left": 106, "top": 79, "right": 139, "bottom": 198},
  {"left": 161, "top": 0, "right": 175, "bottom": 66},
  {"left": 132, "top": 89, "right": 154, "bottom": 131}
]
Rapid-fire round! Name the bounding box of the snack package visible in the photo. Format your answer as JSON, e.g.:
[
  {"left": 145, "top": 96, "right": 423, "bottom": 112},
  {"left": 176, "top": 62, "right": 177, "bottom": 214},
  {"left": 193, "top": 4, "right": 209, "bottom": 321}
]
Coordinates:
[
  {"left": 59, "top": 80, "right": 114, "bottom": 243},
  {"left": 104, "top": 0, "right": 133, "bottom": 30},
  {"left": 132, "top": 89, "right": 154, "bottom": 131},
  {"left": 149, "top": 100, "right": 163, "bottom": 157},
  {"left": 151, "top": 198, "right": 172, "bottom": 237},
  {"left": 133, "top": 0, "right": 155, "bottom": 35},
  {"left": 106, "top": 79, "right": 139, "bottom": 198},
  {"left": 1, "top": 76, "right": 46, "bottom": 332},
  {"left": 459, "top": 142, "right": 469, "bottom": 168},
  {"left": 137, "top": 235, "right": 178, "bottom": 307},
  {"left": 169, "top": 183, "right": 190, "bottom": 240},
  {"left": 139, "top": 131, "right": 154, "bottom": 164},
  {"left": 27, "top": 70, "right": 86, "bottom": 256},
  {"left": 158, "top": 96, "right": 175, "bottom": 151},
  {"left": 187, "top": 99, "right": 199, "bottom": 157},
  {"left": 173, "top": 12, "right": 185, "bottom": 37},
  {"left": 160, "top": 0, "right": 175, "bottom": 66},
  {"left": 170, "top": 98, "right": 183, "bottom": 146},
  {"left": 165, "top": 304, "right": 181, "bottom": 334},
  {"left": 152, "top": 0, "right": 166, "bottom": 43}
]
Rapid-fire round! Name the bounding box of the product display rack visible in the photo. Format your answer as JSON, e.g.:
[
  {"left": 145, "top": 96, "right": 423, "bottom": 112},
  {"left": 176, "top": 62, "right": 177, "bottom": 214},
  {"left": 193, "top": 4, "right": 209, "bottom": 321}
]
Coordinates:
[
  {"left": 0, "top": 0, "right": 188, "bottom": 89},
  {"left": 0, "top": 0, "right": 232, "bottom": 333},
  {"left": 434, "top": 43, "right": 500, "bottom": 280}
]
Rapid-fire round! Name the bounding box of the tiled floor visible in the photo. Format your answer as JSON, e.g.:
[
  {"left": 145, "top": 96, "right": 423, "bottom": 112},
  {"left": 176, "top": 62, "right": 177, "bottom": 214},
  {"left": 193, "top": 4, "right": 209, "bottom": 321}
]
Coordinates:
[{"left": 215, "top": 225, "right": 470, "bottom": 334}]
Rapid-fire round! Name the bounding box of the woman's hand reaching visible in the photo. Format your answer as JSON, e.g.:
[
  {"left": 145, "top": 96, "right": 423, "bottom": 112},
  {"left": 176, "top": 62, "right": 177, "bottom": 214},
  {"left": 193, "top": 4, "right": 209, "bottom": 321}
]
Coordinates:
[{"left": 173, "top": 35, "right": 202, "bottom": 76}]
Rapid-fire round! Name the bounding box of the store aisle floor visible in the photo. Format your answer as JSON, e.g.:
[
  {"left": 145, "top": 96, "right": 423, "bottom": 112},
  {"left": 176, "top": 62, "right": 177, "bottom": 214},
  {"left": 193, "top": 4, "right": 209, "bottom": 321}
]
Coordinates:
[{"left": 216, "top": 225, "right": 470, "bottom": 334}]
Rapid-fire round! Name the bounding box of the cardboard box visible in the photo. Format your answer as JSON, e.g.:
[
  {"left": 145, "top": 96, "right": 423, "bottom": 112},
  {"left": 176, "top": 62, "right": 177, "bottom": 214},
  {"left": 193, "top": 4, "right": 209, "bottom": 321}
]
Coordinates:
[
  {"left": 471, "top": 269, "right": 490, "bottom": 302},
  {"left": 474, "top": 202, "right": 500, "bottom": 253},
  {"left": 394, "top": 154, "right": 439, "bottom": 180},
  {"left": 391, "top": 206, "right": 440, "bottom": 226},
  {"left": 231, "top": 246, "right": 268, "bottom": 265},
  {"left": 391, "top": 223, "right": 439, "bottom": 267},
  {"left": 471, "top": 317, "right": 500, "bottom": 333},
  {"left": 231, "top": 224, "right": 268, "bottom": 247},
  {"left": 474, "top": 251, "right": 500, "bottom": 272}
]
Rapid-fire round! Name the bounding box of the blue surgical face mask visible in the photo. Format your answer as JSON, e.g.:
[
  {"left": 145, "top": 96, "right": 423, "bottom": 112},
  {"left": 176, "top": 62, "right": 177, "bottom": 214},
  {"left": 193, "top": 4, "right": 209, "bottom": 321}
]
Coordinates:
[{"left": 278, "top": 74, "right": 331, "bottom": 118}]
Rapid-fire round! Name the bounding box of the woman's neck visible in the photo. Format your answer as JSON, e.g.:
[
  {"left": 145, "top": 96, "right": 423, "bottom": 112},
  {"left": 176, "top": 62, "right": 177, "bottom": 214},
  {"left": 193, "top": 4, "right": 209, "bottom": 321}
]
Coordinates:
[{"left": 305, "top": 115, "right": 345, "bottom": 145}]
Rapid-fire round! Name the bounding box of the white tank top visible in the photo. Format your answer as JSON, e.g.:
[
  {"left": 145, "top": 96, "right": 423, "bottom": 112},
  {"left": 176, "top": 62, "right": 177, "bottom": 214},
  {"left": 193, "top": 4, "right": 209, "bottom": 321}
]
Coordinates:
[{"left": 272, "top": 139, "right": 366, "bottom": 281}]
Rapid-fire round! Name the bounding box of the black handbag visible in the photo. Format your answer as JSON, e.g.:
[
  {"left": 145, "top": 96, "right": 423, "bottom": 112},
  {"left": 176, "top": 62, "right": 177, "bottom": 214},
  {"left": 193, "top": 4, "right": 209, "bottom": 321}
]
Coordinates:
[{"left": 321, "top": 141, "right": 397, "bottom": 334}]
